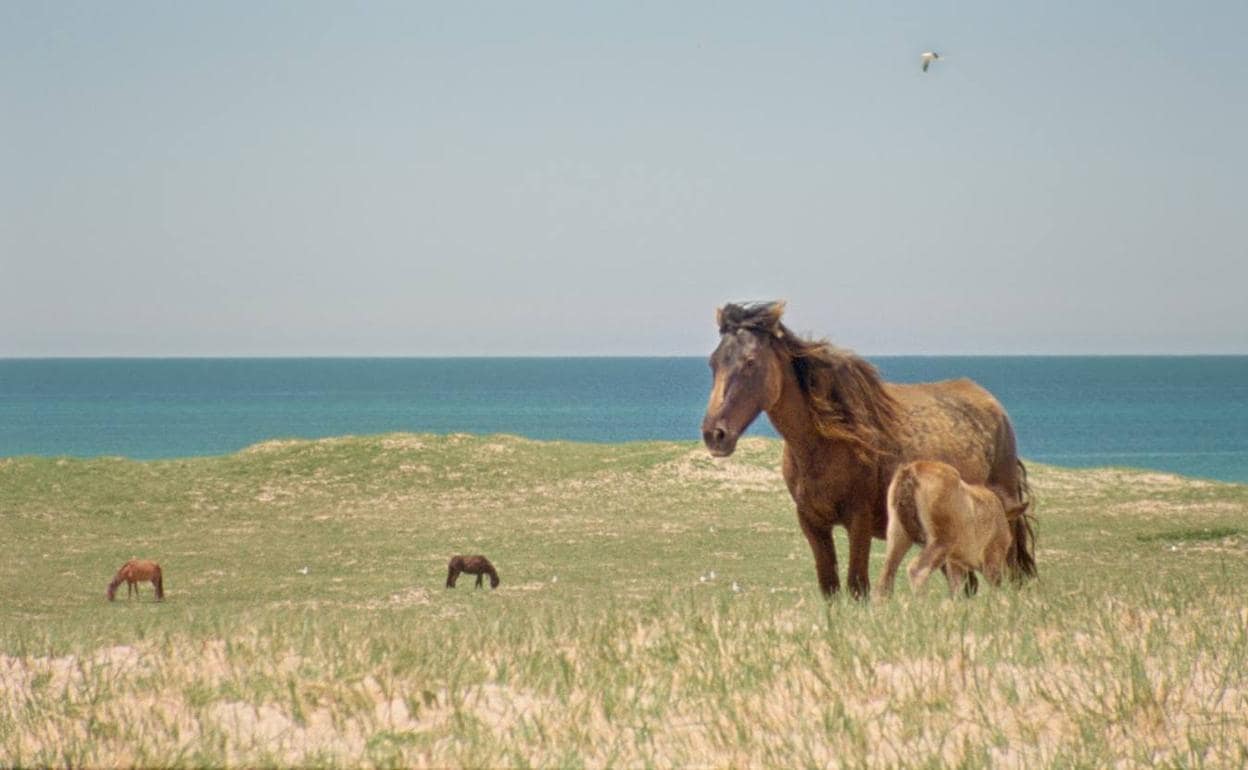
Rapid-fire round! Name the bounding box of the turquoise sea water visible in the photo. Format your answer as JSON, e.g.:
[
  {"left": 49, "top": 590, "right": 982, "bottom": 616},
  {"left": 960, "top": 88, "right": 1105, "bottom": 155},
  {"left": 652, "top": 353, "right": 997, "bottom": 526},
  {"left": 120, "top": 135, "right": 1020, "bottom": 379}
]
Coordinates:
[{"left": 1, "top": 357, "right": 1246, "bottom": 483}]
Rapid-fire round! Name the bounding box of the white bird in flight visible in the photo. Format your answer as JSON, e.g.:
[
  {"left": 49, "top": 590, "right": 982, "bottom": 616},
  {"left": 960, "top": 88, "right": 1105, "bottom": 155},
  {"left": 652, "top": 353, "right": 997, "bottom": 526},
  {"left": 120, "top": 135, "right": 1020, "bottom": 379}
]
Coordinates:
[{"left": 920, "top": 51, "right": 941, "bottom": 72}]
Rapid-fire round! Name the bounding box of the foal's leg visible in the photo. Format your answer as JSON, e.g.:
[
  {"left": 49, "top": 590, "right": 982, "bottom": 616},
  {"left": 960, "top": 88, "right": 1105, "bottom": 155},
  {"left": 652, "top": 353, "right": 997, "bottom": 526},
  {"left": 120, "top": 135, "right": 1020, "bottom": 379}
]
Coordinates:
[
  {"left": 907, "top": 544, "right": 948, "bottom": 594},
  {"left": 983, "top": 547, "right": 1006, "bottom": 588},
  {"left": 875, "top": 519, "right": 914, "bottom": 600},
  {"left": 945, "top": 563, "right": 970, "bottom": 597},
  {"left": 799, "top": 514, "right": 840, "bottom": 597}
]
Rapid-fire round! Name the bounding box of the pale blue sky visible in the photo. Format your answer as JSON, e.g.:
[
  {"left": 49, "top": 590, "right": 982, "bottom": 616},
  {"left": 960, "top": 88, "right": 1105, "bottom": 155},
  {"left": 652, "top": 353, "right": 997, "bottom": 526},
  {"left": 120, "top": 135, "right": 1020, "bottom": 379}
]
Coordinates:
[{"left": 3, "top": 2, "right": 1245, "bottom": 355}]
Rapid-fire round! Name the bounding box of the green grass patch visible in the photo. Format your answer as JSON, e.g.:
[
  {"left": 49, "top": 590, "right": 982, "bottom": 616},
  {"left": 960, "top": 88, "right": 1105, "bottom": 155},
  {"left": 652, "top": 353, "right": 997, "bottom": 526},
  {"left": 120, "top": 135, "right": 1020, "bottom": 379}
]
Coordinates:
[
  {"left": 2, "top": 433, "right": 1247, "bottom": 767},
  {"left": 1136, "top": 526, "right": 1243, "bottom": 543}
]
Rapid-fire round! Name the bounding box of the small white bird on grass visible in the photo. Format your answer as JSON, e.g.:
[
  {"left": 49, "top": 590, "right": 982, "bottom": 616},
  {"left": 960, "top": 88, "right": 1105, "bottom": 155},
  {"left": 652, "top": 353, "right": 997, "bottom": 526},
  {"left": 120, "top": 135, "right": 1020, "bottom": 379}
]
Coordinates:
[
  {"left": 920, "top": 51, "right": 941, "bottom": 72},
  {"left": 297, "top": 566, "right": 309, "bottom": 575},
  {"left": 731, "top": 581, "right": 742, "bottom": 593}
]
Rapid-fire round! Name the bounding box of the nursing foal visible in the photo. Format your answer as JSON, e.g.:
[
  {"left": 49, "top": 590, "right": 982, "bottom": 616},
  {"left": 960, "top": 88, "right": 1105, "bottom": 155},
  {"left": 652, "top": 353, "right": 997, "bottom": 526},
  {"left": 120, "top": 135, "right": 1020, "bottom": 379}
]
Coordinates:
[{"left": 876, "top": 460, "right": 1029, "bottom": 598}]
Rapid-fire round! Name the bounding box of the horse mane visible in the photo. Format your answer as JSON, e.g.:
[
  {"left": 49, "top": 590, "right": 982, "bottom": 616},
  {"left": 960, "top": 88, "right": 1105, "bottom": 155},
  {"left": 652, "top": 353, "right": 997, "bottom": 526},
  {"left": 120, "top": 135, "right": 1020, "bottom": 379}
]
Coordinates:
[{"left": 719, "top": 302, "right": 900, "bottom": 459}]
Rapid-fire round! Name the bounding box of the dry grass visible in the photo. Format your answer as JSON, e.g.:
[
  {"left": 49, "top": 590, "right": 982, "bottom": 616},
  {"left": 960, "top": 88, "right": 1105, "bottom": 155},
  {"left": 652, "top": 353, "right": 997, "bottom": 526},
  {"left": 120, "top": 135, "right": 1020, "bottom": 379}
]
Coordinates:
[{"left": 1, "top": 433, "right": 1247, "bottom": 767}]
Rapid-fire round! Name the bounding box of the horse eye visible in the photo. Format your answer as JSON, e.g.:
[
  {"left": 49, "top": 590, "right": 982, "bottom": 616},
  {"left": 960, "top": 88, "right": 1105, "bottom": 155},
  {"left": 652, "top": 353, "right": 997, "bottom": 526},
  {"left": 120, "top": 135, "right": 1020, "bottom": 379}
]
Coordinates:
[{"left": 743, "top": 357, "right": 757, "bottom": 369}]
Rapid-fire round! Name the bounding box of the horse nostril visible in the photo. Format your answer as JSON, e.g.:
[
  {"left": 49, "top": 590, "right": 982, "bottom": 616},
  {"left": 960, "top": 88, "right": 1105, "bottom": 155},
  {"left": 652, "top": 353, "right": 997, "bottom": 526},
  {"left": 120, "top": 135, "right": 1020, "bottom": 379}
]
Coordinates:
[{"left": 713, "top": 427, "right": 726, "bottom": 443}]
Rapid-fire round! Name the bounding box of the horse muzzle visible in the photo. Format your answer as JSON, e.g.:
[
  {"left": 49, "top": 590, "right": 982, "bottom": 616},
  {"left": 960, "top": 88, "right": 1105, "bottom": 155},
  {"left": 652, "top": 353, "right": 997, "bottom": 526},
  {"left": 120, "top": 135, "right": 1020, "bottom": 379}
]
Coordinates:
[{"left": 702, "top": 418, "right": 740, "bottom": 457}]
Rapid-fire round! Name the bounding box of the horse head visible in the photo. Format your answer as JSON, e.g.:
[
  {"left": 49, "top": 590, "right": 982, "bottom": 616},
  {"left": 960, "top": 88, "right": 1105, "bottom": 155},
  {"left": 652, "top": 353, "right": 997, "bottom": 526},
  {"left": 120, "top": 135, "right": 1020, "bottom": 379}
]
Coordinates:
[{"left": 702, "top": 301, "right": 788, "bottom": 457}]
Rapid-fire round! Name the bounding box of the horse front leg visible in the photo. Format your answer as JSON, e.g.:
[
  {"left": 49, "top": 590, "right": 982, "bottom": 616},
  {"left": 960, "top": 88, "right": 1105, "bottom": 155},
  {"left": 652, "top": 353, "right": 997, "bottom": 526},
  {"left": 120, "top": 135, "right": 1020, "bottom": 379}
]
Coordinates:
[
  {"left": 799, "top": 514, "right": 840, "bottom": 596},
  {"left": 846, "top": 510, "right": 875, "bottom": 601}
]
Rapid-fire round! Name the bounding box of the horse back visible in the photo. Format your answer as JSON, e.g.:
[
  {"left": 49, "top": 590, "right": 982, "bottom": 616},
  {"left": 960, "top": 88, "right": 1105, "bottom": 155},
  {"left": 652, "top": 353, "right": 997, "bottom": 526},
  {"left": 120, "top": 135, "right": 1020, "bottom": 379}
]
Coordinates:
[
  {"left": 886, "top": 379, "right": 1016, "bottom": 487},
  {"left": 126, "top": 559, "right": 161, "bottom": 581},
  {"left": 450, "top": 555, "right": 494, "bottom": 574}
]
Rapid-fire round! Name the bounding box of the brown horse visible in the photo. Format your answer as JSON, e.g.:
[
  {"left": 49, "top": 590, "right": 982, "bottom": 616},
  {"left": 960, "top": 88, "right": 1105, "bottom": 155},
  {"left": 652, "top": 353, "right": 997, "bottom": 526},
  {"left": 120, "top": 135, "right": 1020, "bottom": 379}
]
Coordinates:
[
  {"left": 446, "top": 555, "right": 499, "bottom": 589},
  {"left": 106, "top": 559, "right": 164, "bottom": 601},
  {"left": 702, "top": 301, "right": 1036, "bottom": 598},
  {"left": 875, "top": 460, "right": 1031, "bottom": 598}
]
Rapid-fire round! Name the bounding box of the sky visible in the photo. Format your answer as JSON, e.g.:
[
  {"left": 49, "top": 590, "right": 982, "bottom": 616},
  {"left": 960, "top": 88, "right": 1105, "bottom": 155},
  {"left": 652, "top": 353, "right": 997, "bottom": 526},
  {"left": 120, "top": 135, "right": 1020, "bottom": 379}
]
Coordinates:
[{"left": 2, "top": 2, "right": 1245, "bottom": 356}]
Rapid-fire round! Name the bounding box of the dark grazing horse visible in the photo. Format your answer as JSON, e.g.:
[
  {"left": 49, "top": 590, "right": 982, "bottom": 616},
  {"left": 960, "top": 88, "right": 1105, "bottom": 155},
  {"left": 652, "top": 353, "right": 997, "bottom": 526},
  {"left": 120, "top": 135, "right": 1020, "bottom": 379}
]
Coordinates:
[
  {"left": 106, "top": 559, "right": 164, "bottom": 601},
  {"left": 446, "top": 555, "right": 500, "bottom": 589},
  {"left": 701, "top": 301, "right": 1036, "bottom": 598}
]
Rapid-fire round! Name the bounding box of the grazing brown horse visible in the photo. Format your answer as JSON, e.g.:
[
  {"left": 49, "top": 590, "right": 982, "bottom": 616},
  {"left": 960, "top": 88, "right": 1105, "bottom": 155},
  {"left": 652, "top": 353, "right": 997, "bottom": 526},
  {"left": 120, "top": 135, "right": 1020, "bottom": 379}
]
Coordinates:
[
  {"left": 106, "top": 559, "right": 164, "bottom": 601},
  {"left": 875, "top": 460, "right": 1031, "bottom": 598},
  {"left": 446, "top": 555, "right": 499, "bottom": 589},
  {"left": 702, "top": 301, "right": 1036, "bottom": 598}
]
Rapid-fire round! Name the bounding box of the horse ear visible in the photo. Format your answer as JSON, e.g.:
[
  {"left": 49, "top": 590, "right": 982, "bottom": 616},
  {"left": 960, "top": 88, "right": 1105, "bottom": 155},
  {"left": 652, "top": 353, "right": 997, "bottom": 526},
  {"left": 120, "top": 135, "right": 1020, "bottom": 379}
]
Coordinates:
[{"left": 764, "top": 300, "right": 787, "bottom": 337}]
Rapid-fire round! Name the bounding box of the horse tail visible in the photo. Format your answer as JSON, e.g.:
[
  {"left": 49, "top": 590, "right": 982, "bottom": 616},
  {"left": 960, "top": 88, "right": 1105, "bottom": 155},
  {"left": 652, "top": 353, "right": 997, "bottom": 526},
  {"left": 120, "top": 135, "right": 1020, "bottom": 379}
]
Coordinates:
[
  {"left": 1007, "top": 459, "right": 1038, "bottom": 581},
  {"left": 154, "top": 566, "right": 164, "bottom": 600},
  {"left": 886, "top": 462, "right": 927, "bottom": 545}
]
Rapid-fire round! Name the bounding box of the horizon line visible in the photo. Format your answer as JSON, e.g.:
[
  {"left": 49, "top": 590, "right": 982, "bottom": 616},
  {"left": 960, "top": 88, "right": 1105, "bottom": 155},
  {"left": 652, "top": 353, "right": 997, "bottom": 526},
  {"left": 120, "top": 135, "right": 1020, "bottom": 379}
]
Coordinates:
[{"left": 4, "top": 352, "right": 1248, "bottom": 360}]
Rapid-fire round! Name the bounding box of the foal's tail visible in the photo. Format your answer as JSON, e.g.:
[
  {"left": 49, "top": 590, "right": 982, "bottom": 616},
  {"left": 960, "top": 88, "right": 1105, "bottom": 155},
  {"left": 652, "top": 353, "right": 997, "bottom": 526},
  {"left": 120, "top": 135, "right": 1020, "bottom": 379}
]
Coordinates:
[
  {"left": 886, "top": 462, "right": 926, "bottom": 545},
  {"left": 1008, "top": 460, "right": 1038, "bottom": 581},
  {"left": 154, "top": 567, "right": 164, "bottom": 600}
]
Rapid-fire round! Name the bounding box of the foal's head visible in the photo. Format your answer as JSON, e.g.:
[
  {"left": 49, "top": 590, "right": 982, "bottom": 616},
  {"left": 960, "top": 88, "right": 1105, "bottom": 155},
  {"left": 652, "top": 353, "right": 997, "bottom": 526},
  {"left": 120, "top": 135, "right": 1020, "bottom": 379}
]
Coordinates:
[{"left": 702, "top": 302, "right": 788, "bottom": 457}]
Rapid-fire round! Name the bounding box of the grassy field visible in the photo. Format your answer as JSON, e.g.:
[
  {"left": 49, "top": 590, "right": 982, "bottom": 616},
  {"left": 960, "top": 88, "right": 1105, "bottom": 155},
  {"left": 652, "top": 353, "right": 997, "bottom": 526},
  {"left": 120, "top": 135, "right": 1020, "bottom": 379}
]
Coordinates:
[{"left": 1, "top": 433, "right": 1246, "bottom": 768}]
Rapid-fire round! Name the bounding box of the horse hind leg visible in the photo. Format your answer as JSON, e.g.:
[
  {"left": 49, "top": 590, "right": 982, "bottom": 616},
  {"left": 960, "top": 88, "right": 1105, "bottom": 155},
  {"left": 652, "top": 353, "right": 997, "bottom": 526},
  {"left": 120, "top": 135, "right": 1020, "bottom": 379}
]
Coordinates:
[
  {"left": 983, "top": 546, "right": 1007, "bottom": 588},
  {"left": 907, "top": 544, "right": 948, "bottom": 595},
  {"left": 874, "top": 520, "right": 914, "bottom": 600},
  {"left": 944, "top": 563, "right": 970, "bottom": 598}
]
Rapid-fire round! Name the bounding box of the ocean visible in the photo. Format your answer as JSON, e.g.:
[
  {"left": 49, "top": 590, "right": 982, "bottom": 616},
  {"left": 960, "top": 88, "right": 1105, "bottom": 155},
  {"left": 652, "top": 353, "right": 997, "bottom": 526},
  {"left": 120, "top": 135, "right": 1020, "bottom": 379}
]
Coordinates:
[{"left": 1, "top": 357, "right": 1246, "bottom": 483}]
